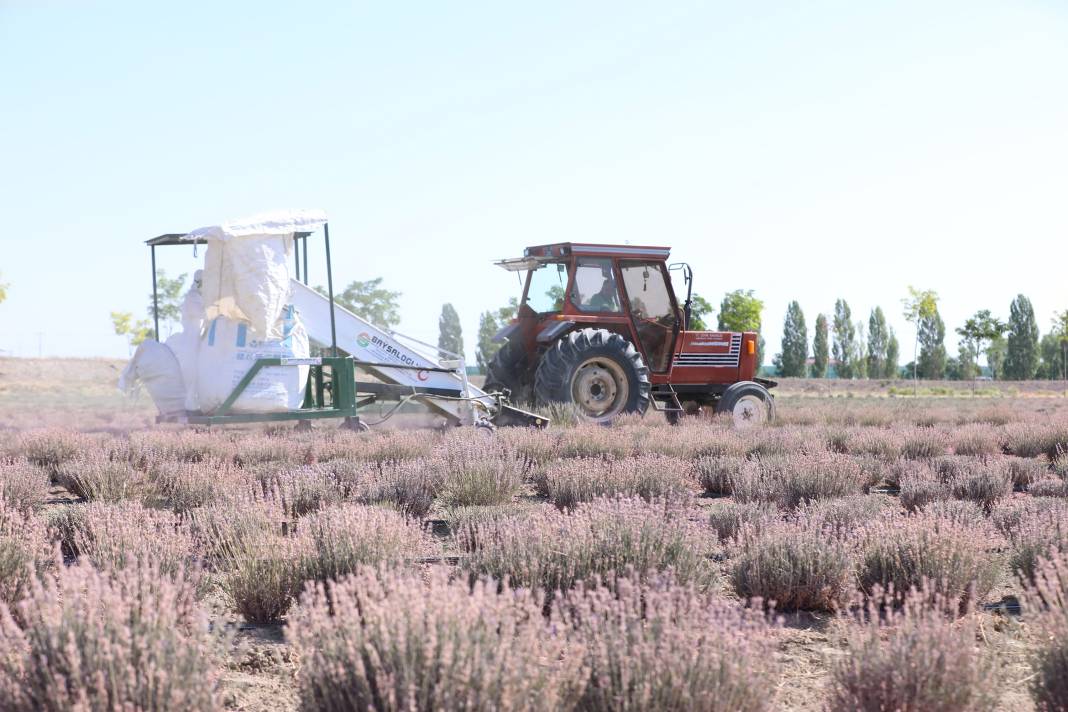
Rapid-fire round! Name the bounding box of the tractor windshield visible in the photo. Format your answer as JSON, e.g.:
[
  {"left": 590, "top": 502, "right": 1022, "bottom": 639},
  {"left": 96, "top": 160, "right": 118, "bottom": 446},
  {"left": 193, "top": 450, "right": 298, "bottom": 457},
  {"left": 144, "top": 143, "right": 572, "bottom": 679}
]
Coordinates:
[{"left": 524, "top": 261, "right": 568, "bottom": 313}]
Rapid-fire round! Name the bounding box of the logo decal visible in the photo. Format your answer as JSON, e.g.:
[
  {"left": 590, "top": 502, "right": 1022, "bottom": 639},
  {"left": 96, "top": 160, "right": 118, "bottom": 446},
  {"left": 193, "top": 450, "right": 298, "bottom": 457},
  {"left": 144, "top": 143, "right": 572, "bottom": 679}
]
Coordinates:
[
  {"left": 356, "top": 332, "right": 371, "bottom": 348},
  {"left": 417, "top": 369, "right": 429, "bottom": 381}
]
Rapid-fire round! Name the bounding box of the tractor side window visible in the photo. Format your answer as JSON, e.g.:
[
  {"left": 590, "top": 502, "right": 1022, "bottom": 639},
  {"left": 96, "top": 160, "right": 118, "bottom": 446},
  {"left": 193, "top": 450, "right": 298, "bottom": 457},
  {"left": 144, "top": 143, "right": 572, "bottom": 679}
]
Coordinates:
[
  {"left": 524, "top": 262, "right": 568, "bottom": 313},
  {"left": 619, "top": 262, "right": 675, "bottom": 323},
  {"left": 571, "top": 258, "right": 621, "bottom": 313}
]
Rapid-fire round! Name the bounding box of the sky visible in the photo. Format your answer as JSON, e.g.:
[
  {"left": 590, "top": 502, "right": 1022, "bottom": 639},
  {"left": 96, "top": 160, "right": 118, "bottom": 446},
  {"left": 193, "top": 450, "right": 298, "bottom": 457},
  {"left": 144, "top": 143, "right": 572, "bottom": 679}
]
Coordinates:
[{"left": 1, "top": 0, "right": 1066, "bottom": 367}]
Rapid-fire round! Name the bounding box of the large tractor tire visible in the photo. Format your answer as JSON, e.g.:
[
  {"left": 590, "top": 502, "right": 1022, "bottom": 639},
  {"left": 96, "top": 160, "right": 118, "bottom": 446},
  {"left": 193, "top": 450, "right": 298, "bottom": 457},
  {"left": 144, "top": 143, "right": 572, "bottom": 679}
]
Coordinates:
[
  {"left": 534, "top": 328, "right": 651, "bottom": 422},
  {"left": 715, "top": 381, "right": 775, "bottom": 427},
  {"left": 483, "top": 339, "right": 532, "bottom": 405}
]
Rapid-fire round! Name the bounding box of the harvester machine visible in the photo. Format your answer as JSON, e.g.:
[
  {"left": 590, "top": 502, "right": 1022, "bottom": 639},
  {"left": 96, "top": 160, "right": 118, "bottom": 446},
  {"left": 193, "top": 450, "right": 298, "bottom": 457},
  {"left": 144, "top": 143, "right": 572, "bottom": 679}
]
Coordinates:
[{"left": 141, "top": 214, "right": 546, "bottom": 430}]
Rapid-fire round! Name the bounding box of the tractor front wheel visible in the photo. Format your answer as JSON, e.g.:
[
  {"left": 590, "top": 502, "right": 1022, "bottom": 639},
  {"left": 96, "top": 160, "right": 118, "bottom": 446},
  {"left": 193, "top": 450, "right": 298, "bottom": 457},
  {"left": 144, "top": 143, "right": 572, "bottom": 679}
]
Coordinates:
[
  {"left": 534, "top": 328, "right": 651, "bottom": 423},
  {"left": 715, "top": 381, "right": 775, "bottom": 427}
]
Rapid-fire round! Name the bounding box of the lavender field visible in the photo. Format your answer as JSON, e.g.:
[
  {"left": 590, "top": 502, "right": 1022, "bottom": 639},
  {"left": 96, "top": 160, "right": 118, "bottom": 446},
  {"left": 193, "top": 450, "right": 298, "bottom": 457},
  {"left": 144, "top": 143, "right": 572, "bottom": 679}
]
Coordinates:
[{"left": 1, "top": 363, "right": 1067, "bottom": 710}]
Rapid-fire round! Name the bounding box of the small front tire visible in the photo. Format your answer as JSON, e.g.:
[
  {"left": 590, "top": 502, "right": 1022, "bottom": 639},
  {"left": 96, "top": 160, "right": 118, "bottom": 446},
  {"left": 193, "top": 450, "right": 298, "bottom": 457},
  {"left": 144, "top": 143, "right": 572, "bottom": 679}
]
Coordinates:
[{"left": 715, "top": 381, "right": 774, "bottom": 427}]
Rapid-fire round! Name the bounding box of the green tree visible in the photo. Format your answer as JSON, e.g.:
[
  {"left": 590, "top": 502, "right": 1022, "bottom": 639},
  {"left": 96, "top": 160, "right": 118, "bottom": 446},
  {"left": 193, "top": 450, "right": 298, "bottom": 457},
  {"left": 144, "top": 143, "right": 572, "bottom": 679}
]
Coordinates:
[
  {"left": 0, "top": 273, "right": 8, "bottom": 304},
  {"left": 438, "top": 303, "right": 464, "bottom": 360},
  {"left": 146, "top": 270, "right": 187, "bottom": 337},
  {"left": 867, "top": 307, "right": 889, "bottom": 378},
  {"left": 852, "top": 320, "right": 868, "bottom": 378},
  {"left": 811, "top": 314, "right": 829, "bottom": 378},
  {"left": 779, "top": 301, "right": 808, "bottom": 377},
  {"left": 318, "top": 277, "right": 402, "bottom": 328},
  {"left": 688, "top": 294, "right": 715, "bottom": 331},
  {"left": 1004, "top": 294, "right": 1040, "bottom": 380},
  {"left": 832, "top": 299, "right": 856, "bottom": 379},
  {"left": 1045, "top": 311, "right": 1068, "bottom": 381},
  {"left": 884, "top": 329, "right": 900, "bottom": 378},
  {"left": 902, "top": 286, "right": 939, "bottom": 388},
  {"left": 476, "top": 311, "right": 500, "bottom": 373},
  {"left": 1037, "top": 333, "right": 1061, "bottom": 380},
  {"left": 952, "top": 340, "right": 978, "bottom": 380},
  {"left": 986, "top": 335, "right": 1007, "bottom": 381},
  {"left": 955, "top": 310, "right": 1006, "bottom": 381},
  {"left": 111, "top": 311, "right": 153, "bottom": 354},
  {"left": 718, "top": 289, "right": 764, "bottom": 368},
  {"left": 496, "top": 297, "right": 519, "bottom": 324},
  {"left": 917, "top": 307, "right": 947, "bottom": 380},
  {"left": 945, "top": 355, "right": 968, "bottom": 381}
]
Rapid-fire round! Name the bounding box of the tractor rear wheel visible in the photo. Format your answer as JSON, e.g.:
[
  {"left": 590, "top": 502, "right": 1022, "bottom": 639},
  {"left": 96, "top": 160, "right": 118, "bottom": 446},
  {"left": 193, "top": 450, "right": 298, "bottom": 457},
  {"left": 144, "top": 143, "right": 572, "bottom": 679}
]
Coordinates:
[
  {"left": 534, "top": 328, "right": 651, "bottom": 422},
  {"left": 483, "top": 339, "right": 532, "bottom": 405},
  {"left": 715, "top": 381, "right": 774, "bottom": 427}
]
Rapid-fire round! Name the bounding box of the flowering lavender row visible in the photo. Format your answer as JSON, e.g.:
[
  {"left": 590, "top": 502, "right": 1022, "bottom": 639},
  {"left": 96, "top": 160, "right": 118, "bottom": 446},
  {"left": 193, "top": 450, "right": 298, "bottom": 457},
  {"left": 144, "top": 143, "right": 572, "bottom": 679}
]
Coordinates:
[{"left": 0, "top": 409, "right": 1064, "bottom": 710}]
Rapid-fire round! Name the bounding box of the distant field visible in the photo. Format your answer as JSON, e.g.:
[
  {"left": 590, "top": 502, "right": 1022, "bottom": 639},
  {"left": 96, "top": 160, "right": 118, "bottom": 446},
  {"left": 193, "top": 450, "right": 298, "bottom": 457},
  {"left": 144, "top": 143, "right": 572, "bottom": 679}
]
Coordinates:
[{"left": 1, "top": 358, "right": 1067, "bottom": 711}]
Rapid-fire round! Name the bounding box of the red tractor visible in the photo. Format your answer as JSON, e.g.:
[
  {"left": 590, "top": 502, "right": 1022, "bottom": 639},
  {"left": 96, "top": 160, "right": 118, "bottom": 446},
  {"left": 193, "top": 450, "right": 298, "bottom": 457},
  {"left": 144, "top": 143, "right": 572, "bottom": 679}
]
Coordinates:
[{"left": 486, "top": 243, "right": 776, "bottom": 426}]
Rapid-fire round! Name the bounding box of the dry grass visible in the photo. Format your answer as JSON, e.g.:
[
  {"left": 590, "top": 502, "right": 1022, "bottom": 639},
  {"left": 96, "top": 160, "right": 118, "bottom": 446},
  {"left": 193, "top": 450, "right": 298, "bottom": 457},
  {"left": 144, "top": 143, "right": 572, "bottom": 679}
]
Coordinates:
[
  {"left": 461, "top": 497, "right": 715, "bottom": 595},
  {"left": 0, "top": 460, "right": 50, "bottom": 514},
  {"left": 536, "top": 455, "right": 692, "bottom": 509},
  {"left": 829, "top": 588, "right": 997, "bottom": 712},
  {"left": 291, "top": 567, "right": 566, "bottom": 712},
  {"left": 855, "top": 510, "right": 1002, "bottom": 608},
  {"left": 1023, "top": 552, "right": 1068, "bottom": 710},
  {"left": 729, "top": 517, "right": 854, "bottom": 612},
  {"left": 0, "top": 558, "right": 222, "bottom": 712},
  {"left": 558, "top": 571, "right": 778, "bottom": 712}
]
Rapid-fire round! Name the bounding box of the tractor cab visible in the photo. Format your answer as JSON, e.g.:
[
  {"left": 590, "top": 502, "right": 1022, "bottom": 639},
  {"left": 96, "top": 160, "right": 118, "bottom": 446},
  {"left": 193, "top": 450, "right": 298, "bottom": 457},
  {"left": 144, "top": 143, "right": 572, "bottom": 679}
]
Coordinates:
[
  {"left": 497, "top": 243, "right": 680, "bottom": 373},
  {"left": 489, "top": 243, "right": 775, "bottom": 425}
]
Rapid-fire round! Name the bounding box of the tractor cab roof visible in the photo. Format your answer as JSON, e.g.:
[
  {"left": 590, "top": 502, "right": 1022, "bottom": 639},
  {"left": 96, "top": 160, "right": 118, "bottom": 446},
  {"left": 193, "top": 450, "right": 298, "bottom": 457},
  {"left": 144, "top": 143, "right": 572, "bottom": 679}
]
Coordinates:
[{"left": 495, "top": 242, "right": 671, "bottom": 271}]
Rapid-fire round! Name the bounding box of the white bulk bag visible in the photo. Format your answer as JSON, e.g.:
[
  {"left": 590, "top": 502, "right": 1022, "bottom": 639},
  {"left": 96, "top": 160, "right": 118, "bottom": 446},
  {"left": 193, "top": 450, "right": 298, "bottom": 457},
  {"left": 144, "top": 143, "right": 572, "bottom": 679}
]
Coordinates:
[
  {"left": 201, "top": 237, "right": 292, "bottom": 339},
  {"left": 118, "top": 340, "right": 187, "bottom": 416},
  {"left": 189, "top": 209, "right": 326, "bottom": 339},
  {"left": 196, "top": 306, "right": 310, "bottom": 413}
]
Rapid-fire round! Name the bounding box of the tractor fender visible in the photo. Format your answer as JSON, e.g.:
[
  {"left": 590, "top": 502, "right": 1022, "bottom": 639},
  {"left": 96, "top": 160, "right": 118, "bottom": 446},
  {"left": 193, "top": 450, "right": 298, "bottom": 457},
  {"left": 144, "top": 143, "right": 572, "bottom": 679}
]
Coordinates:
[
  {"left": 536, "top": 320, "right": 576, "bottom": 343},
  {"left": 492, "top": 321, "right": 521, "bottom": 344}
]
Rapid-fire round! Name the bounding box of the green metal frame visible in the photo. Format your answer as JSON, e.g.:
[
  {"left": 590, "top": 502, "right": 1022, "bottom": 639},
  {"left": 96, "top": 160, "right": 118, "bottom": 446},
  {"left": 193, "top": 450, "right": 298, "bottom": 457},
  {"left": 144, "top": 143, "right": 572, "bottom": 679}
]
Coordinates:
[{"left": 183, "top": 356, "right": 359, "bottom": 425}]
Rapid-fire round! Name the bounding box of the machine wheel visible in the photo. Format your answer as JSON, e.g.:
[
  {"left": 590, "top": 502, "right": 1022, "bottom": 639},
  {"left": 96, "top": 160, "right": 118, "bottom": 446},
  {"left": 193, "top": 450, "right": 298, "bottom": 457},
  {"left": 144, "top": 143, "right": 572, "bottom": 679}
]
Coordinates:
[
  {"left": 483, "top": 339, "right": 532, "bottom": 405},
  {"left": 340, "top": 416, "right": 370, "bottom": 433},
  {"left": 716, "top": 381, "right": 775, "bottom": 427},
  {"left": 534, "top": 328, "right": 650, "bottom": 423}
]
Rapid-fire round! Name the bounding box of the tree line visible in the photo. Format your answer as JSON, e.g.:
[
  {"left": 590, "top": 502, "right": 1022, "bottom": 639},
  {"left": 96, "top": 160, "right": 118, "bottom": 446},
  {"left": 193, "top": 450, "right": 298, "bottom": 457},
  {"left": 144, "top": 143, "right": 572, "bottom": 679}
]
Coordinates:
[{"left": 774, "top": 288, "right": 1068, "bottom": 381}]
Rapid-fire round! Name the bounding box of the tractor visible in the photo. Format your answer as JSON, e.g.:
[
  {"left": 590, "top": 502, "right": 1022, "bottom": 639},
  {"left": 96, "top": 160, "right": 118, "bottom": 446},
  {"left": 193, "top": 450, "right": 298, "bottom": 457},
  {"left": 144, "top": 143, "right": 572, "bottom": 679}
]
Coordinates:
[{"left": 486, "top": 243, "right": 776, "bottom": 426}]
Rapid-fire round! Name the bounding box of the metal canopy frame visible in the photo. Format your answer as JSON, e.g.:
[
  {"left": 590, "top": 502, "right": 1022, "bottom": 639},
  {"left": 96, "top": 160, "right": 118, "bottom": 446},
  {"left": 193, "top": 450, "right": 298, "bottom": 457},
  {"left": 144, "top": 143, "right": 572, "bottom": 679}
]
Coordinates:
[{"left": 146, "top": 228, "right": 332, "bottom": 354}]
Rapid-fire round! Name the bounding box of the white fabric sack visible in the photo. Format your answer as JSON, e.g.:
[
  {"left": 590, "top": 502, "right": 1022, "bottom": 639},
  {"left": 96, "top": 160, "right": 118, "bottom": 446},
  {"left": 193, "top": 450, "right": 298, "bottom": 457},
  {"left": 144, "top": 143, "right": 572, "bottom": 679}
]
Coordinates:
[
  {"left": 118, "top": 340, "right": 186, "bottom": 416},
  {"left": 189, "top": 209, "right": 326, "bottom": 339},
  {"left": 165, "top": 271, "right": 205, "bottom": 411},
  {"left": 196, "top": 306, "right": 310, "bottom": 413},
  {"left": 200, "top": 237, "right": 292, "bottom": 339}
]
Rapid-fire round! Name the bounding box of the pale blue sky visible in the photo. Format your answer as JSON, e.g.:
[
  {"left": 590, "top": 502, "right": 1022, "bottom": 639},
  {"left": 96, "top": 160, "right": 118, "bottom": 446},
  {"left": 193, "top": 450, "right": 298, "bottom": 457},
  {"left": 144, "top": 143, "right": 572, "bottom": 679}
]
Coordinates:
[{"left": 2, "top": 1, "right": 1066, "bottom": 366}]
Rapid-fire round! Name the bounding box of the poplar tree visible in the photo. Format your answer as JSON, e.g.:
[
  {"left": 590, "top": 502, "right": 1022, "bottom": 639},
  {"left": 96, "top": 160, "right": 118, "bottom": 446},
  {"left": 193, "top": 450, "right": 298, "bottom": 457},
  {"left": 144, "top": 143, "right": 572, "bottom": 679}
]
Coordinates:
[
  {"left": 811, "top": 314, "right": 829, "bottom": 378},
  {"left": 779, "top": 301, "right": 808, "bottom": 377},
  {"left": 438, "top": 303, "right": 464, "bottom": 360},
  {"left": 867, "top": 307, "right": 889, "bottom": 378},
  {"left": 884, "top": 329, "right": 900, "bottom": 378},
  {"left": 1004, "top": 295, "right": 1040, "bottom": 380},
  {"left": 475, "top": 311, "right": 499, "bottom": 373},
  {"left": 917, "top": 308, "right": 947, "bottom": 379},
  {"left": 832, "top": 299, "right": 856, "bottom": 379}
]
